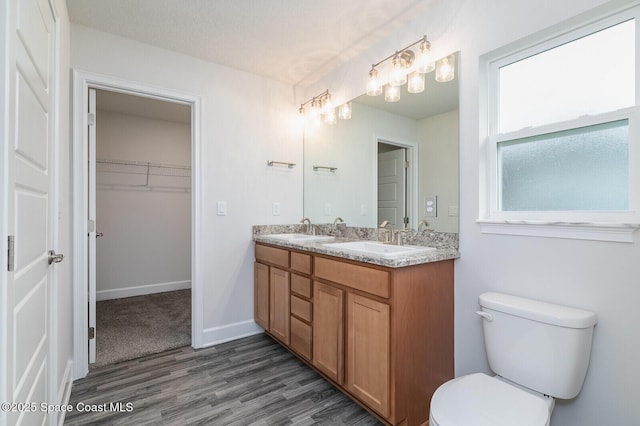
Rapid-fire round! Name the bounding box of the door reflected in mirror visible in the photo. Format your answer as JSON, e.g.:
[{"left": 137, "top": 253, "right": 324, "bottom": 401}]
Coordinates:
[{"left": 303, "top": 52, "right": 459, "bottom": 233}]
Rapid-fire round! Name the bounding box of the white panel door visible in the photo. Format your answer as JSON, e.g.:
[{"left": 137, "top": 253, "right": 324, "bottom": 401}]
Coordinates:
[
  {"left": 3, "top": 0, "right": 57, "bottom": 424},
  {"left": 377, "top": 148, "right": 406, "bottom": 228}
]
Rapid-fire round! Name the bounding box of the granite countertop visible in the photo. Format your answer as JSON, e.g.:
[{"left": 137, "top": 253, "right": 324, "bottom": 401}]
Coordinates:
[{"left": 253, "top": 233, "right": 460, "bottom": 268}]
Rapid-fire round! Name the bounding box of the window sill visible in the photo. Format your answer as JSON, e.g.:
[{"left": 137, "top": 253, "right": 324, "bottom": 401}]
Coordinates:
[{"left": 477, "top": 220, "right": 640, "bottom": 243}]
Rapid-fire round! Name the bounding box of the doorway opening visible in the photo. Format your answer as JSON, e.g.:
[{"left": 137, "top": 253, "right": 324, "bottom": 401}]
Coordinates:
[
  {"left": 72, "top": 71, "right": 202, "bottom": 379},
  {"left": 90, "top": 89, "right": 192, "bottom": 367}
]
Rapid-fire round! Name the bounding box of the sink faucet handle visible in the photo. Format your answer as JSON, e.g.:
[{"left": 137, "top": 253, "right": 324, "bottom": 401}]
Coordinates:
[
  {"left": 395, "top": 228, "right": 411, "bottom": 245},
  {"left": 378, "top": 220, "right": 394, "bottom": 243},
  {"left": 300, "top": 217, "right": 313, "bottom": 234}
]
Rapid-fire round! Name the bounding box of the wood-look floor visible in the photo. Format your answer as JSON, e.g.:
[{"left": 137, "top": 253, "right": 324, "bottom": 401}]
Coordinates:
[{"left": 65, "top": 333, "right": 381, "bottom": 425}]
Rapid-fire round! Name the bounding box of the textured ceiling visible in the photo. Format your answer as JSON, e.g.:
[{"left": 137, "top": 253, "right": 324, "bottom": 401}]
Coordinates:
[{"left": 66, "top": 0, "right": 431, "bottom": 87}]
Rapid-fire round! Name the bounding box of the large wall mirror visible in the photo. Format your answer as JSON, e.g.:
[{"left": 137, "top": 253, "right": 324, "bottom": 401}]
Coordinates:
[{"left": 303, "top": 52, "right": 459, "bottom": 233}]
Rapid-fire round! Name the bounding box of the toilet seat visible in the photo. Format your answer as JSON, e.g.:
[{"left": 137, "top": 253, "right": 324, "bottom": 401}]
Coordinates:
[{"left": 430, "top": 373, "right": 553, "bottom": 426}]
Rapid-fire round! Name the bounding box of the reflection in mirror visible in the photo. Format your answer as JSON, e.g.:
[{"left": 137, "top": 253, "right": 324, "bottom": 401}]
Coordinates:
[{"left": 303, "top": 52, "right": 459, "bottom": 233}]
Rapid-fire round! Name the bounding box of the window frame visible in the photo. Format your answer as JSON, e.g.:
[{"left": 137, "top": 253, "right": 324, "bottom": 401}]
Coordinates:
[{"left": 479, "top": 5, "right": 640, "bottom": 242}]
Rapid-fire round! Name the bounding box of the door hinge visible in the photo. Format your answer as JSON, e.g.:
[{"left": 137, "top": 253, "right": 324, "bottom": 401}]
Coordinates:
[
  {"left": 88, "top": 113, "right": 95, "bottom": 126},
  {"left": 88, "top": 327, "right": 95, "bottom": 340},
  {"left": 404, "top": 160, "right": 410, "bottom": 169},
  {"left": 404, "top": 217, "right": 409, "bottom": 225},
  {"left": 7, "top": 235, "right": 14, "bottom": 272}
]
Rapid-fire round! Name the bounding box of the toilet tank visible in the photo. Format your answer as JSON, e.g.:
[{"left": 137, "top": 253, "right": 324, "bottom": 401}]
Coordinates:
[{"left": 478, "top": 292, "right": 597, "bottom": 399}]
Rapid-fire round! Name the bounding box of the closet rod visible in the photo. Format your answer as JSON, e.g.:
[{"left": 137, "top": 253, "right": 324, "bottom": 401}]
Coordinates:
[{"left": 96, "top": 158, "right": 191, "bottom": 170}]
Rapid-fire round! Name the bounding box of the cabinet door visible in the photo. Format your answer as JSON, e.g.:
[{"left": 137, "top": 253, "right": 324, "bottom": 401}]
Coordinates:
[
  {"left": 269, "top": 267, "right": 290, "bottom": 344},
  {"left": 346, "top": 293, "right": 390, "bottom": 418},
  {"left": 254, "top": 262, "right": 270, "bottom": 330},
  {"left": 313, "top": 281, "right": 345, "bottom": 384}
]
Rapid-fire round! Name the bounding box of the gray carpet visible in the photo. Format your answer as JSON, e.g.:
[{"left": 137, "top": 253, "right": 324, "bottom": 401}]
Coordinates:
[{"left": 94, "top": 289, "right": 191, "bottom": 367}]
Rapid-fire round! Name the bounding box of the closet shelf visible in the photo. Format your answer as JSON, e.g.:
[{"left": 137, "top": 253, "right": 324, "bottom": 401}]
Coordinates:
[
  {"left": 96, "top": 158, "right": 191, "bottom": 177},
  {"left": 96, "top": 158, "right": 191, "bottom": 192}
]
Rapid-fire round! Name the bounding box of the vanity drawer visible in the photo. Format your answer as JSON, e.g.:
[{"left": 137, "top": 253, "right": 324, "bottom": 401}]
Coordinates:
[
  {"left": 291, "top": 295, "right": 312, "bottom": 322},
  {"left": 290, "top": 316, "right": 312, "bottom": 360},
  {"left": 315, "top": 257, "right": 389, "bottom": 298},
  {"left": 291, "top": 274, "right": 312, "bottom": 298},
  {"left": 291, "top": 251, "right": 311, "bottom": 275},
  {"left": 255, "top": 244, "right": 289, "bottom": 268}
]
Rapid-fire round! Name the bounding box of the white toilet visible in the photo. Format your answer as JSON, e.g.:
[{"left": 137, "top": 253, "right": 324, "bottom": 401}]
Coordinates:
[{"left": 429, "top": 292, "right": 597, "bottom": 426}]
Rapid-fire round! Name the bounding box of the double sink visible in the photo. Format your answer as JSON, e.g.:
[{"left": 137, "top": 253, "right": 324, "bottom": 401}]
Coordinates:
[{"left": 264, "top": 234, "right": 436, "bottom": 258}]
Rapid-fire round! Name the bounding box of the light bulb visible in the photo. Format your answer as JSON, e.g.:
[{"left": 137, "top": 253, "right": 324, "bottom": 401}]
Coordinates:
[
  {"left": 385, "top": 85, "right": 401, "bottom": 102},
  {"left": 338, "top": 102, "right": 352, "bottom": 120},
  {"left": 389, "top": 54, "right": 407, "bottom": 86},
  {"left": 407, "top": 71, "right": 425, "bottom": 93},
  {"left": 367, "top": 68, "right": 382, "bottom": 96},
  {"left": 323, "top": 107, "right": 337, "bottom": 125},
  {"left": 322, "top": 94, "right": 333, "bottom": 114},
  {"left": 415, "top": 40, "right": 435, "bottom": 73},
  {"left": 435, "top": 55, "right": 455, "bottom": 82}
]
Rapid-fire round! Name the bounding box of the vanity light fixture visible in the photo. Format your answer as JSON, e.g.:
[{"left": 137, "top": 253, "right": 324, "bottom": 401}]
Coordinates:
[
  {"left": 415, "top": 38, "right": 435, "bottom": 73},
  {"left": 338, "top": 101, "right": 352, "bottom": 120},
  {"left": 435, "top": 54, "right": 456, "bottom": 82},
  {"left": 366, "top": 35, "right": 455, "bottom": 101},
  {"left": 385, "top": 84, "right": 401, "bottom": 102},
  {"left": 366, "top": 68, "right": 383, "bottom": 96},
  {"left": 407, "top": 70, "right": 426, "bottom": 93},
  {"left": 299, "top": 89, "right": 351, "bottom": 125}
]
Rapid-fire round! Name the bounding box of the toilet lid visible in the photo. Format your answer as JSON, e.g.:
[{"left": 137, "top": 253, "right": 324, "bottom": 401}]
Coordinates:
[{"left": 430, "top": 373, "right": 551, "bottom": 426}]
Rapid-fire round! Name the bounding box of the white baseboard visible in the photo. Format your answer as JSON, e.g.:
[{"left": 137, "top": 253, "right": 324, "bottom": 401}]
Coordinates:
[
  {"left": 96, "top": 280, "right": 191, "bottom": 301},
  {"left": 57, "top": 360, "right": 73, "bottom": 426},
  {"left": 201, "top": 320, "right": 263, "bottom": 348}
]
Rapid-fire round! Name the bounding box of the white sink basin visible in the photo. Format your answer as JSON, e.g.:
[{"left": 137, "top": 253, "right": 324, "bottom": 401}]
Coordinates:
[
  {"left": 264, "top": 233, "right": 335, "bottom": 242},
  {"left": 324, "top": 241, "right": 436, "bottom": 257}
]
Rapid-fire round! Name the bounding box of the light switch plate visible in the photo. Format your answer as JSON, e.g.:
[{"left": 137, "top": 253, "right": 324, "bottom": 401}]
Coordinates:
[{"left": 217, "top": 201, "right": 227, "bottom": 216}]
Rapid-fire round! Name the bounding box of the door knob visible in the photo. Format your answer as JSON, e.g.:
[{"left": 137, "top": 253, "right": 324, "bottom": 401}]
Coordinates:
[{"left": 48, "top": 250, "right": 64, "bottom": 265}]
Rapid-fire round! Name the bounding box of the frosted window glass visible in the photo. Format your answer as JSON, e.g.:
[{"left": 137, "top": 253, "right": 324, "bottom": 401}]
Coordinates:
[
  {"left": 499, "top": 20, "right": 635, "bottom": 133},
  {"left": 498, "top": 120, "right": 628, "bottom": 211}
]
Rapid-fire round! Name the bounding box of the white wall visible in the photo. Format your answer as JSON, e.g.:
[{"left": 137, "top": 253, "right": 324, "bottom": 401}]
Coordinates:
[
  {"left": 71, "top": 24, "right": 303, "bottom": 344},
  {"left": 417, "top": 109, "right": 459, "bottom": 233},
  {"left": 95, "top": 110, "right": 191, "bottom": 299},
  {"left": 307, "top": 0, "right": 639, "bottom": 424}
]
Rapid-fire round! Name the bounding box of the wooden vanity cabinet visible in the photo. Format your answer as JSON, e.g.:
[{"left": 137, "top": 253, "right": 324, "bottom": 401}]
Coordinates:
[
  {"left": 289, "top": 252, "right": 313, "bottom": 360},
  {"left": 253, "top": 262, "right": 269, "bottom": 330},
  {"left": 346, "top": 292, "right": 390, "bottom": 418},
  {"left": 255, "top": 242, "right": 454, "bottom": 426},
  {"left": 269, "top": 267, "right": 290, "bottom": 344},
  {"left": 254, "top": 244, "right": 291, "bottom": 345},
  {"left": 313, "top": 281, "right": 344, "bottom": 384}
]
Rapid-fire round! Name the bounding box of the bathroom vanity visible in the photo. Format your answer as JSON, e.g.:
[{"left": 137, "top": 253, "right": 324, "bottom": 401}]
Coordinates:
[{"left": 254, "top": 233, "right": 456, "bottom": 426}]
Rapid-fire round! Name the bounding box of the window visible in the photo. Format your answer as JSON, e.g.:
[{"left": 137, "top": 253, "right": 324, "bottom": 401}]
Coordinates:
[{"left": 480, "top": 6, "right": 640, "bottom": 242}]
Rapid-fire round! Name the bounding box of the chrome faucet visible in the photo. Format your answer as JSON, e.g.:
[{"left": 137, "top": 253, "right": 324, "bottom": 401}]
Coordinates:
[
  {"left": 395, "top": 228, "right": 411, "bottom": 246},
  {"left": 378, "top": 220, "right": 394, "bottom": 243},
  {"left": 300, "top": 217, "right": 314, "bottom": 235},
  {"left": 333, "top": 217, "right": 345, "bottom": 226}
]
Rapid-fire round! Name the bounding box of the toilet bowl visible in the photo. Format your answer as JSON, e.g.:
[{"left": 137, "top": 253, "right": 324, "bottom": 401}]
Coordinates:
[
  {"left": 429, "top": 292, "right": 597, "bottom": 426},
  {"left": 429, "top": 373, "right": 554, "bottom": 426}
]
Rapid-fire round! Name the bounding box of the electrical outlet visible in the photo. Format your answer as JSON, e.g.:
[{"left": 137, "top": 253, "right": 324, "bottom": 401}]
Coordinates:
[
  {"left": 425, "top": 196, "right": 437, "bottom": 217},
  {"left": 272, "top": 202, "right": 281, "bottom": 216}
]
